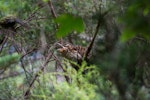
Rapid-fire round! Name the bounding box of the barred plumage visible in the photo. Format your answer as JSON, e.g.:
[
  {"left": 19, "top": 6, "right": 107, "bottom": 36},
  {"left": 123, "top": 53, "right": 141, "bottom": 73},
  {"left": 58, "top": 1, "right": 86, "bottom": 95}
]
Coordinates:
[{"left": 57, "top": 43, "right": 86, "bottom": 62}]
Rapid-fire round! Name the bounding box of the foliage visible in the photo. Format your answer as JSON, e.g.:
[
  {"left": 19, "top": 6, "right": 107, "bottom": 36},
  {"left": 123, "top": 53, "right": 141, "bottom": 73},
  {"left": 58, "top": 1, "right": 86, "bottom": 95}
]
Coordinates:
[
  {"left": 0, "top": 0, "right": 150, "bottom": 100},
  {"left": 0, "top": 77, "right": 24, "bottom": 100},
  {"left": 121, "top": 0, "right": 150, "bottom": 41},
  {"left": 55, "top": 14, "right": 85, "bottom": 38},
  {"left": 0, "top": 53, "right": 20, "bottom": 70}
]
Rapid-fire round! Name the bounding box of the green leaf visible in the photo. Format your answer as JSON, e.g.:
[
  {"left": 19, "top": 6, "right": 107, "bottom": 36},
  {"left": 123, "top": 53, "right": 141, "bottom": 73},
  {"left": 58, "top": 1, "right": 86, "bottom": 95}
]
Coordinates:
[
  {"left": 120, "top": 29, "right": 136, "bottom": 42},
  {"left": 55, "top": 14, "right": 85, "bottom": 38},
  {"left": 143, "top": 8, "right": 149, "bottom": 16},
  {"left": 42, "top": 0, "right": 49, "bottom": 2}
]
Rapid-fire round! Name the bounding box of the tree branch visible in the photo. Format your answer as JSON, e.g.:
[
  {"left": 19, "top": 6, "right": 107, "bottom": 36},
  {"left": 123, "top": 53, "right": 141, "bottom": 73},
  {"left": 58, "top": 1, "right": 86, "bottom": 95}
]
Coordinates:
[
  {"left": 24, "top": 51, "right": 54, "bottom": 99},
  {"left": 48, "top": 0, "right": 57, "bottom": 18},
  {"left": 84, "top": 11, "right": 109, "bottom": 61}
]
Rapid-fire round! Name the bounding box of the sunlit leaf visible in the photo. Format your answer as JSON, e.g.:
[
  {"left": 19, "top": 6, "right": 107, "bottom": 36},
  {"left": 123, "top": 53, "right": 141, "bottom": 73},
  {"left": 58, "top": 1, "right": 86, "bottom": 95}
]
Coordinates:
[
  {"left": 143, "top": 8, "right": 149, "bottom": 16},
  {"left": 120, "top": 29, "right": 136, "bottom": 42},
  {"left": 42, "top": 0, "right": 49, "bottom": 2},
  {"left": 55, "top": 14, "right": 85, "bottom": 38}
]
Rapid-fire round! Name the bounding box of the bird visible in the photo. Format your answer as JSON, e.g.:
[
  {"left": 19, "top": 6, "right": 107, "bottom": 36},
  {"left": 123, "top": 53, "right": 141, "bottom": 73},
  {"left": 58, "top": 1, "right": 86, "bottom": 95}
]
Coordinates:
[
  {"left": 57, "top": 43, "right": 86, "bottom": 61},
  {"left": 57, "top": 43, "right": 91, "bottom": 74},
  {"left": 57, "top": 43, "right": 88, "bottom": 70}
]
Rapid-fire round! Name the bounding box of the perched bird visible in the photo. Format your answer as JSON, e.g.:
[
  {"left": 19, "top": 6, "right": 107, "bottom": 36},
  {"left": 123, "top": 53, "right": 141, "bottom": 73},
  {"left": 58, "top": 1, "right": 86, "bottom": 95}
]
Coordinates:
[
  {"left": 57, "top": 43, "right": 86, "bottom": 61},
  {"left": 57, "top": 43, "right": 88, "bottom": 70}
]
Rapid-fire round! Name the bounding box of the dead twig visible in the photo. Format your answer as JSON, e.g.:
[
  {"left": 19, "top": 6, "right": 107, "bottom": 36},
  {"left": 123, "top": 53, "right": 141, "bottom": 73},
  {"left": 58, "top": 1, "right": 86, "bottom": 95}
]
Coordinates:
[
  {"left": 0, "top": 36, "right": 8, "bottom": 54},
  {"left": 47, "top": 0, "right": 59, "bottom": 29},
  {"left": 48, "top": 0, "right": 57, "bottom": 18},
  {"left": 0, "top": 71, "right": 24, "bottom": 80},
  {"left": 20, "top": 48, "right": 38, "bottom": 80},
  {"left": 24, "top": 51, "right": 54, "bottom": 99},
  {"left": 53, "top": 54, "right": 71, "bottom": 83}
]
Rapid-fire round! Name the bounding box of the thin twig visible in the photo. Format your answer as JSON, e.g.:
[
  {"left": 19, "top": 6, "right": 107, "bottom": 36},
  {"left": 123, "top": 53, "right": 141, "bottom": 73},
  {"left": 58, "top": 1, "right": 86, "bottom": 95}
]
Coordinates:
[
  {"left": 24, "top": 51, "right": 54, "bottom": 99},
  {"left": 0, "top": 69, "right": 7, "bottom": 75},
  {"left": 53, "top": 55, "right": 71, "bottom": 83},
  {"left": 0, "top": 71, "right": 24, "bottom": 80},
  {"left": 48, "top": 0, "right": 57, "bottom": 18},
  {"left": 47, "top": 0, "right": 59, "bottom": 29},
  {"left": 0, "top": 36, "right": 8, "bottom": 54},
  {"left": 20, "top": 48, "right": 37, "bottom": 80}
]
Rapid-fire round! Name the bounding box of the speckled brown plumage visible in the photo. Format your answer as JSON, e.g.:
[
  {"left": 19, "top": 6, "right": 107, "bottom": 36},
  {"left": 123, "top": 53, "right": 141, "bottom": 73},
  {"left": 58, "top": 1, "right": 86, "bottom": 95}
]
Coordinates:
[{"left": 57, "top": 43, "right": 86, "bottom": 62}]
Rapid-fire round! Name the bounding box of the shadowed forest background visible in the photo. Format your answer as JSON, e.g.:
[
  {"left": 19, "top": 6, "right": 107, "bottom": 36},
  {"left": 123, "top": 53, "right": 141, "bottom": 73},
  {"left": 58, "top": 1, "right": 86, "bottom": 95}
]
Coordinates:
[{"left": 0, "top": 0, "right": 150, "bottom": 100}]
